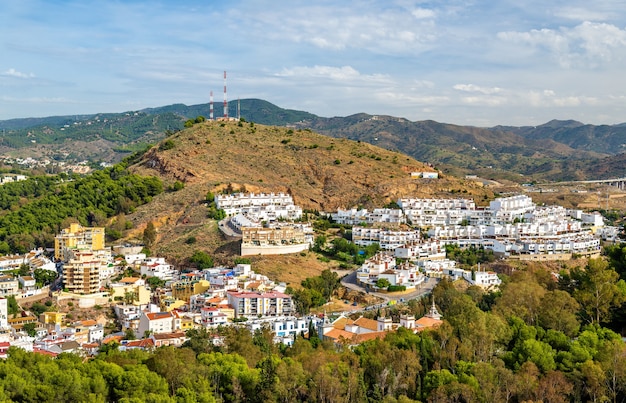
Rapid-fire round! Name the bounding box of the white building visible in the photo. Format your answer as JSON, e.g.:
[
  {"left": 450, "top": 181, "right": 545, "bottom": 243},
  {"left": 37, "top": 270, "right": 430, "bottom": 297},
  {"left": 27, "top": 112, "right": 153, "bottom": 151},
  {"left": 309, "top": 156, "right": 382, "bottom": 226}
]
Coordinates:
[
  {"left": 137, "top": 311, "right": 180, "bottom": 336},
  {"left": 0, "top": 298, "right": 7, "bottom": 330},
  {"left": 200, "top": 307, "right": 229, "bottom": 328},
  {"left": 356, "top": 252, "right": 396, "bottom": 284},
  {"left": 140, "top": 257, "right": 176, "bottom": 280},
  {"left": 352, "top": 227, "right": 421, "bottom": 251},
  {"left": 226, "top": 290, "right": 293, "bottom": 318},
  {"left": 215, "top": 192, "right": 302, "bottom": 221}
]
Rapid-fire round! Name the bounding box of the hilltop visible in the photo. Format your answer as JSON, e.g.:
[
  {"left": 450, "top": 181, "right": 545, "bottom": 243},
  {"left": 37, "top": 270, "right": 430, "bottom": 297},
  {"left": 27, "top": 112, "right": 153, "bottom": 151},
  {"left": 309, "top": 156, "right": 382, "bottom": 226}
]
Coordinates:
[{"left": 126, "top": 120, "right": 492, "bottom": 269}]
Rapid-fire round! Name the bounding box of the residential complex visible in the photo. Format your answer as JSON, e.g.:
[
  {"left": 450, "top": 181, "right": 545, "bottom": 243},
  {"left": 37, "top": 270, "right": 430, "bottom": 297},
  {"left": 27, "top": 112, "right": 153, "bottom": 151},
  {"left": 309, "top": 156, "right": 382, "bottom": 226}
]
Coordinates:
[{"left": 215, "top": 192, "right": 302, "bottom": 221}]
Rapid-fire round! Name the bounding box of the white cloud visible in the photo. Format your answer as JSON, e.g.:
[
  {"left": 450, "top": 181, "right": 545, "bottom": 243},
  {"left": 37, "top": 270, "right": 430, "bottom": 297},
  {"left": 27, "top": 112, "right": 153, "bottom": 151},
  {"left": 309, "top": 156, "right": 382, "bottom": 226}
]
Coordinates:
[
  {"left": 2, "top": 68, "right": 34, "bottom": 79},
  {"left": 240, "top": 4, "right": 438, "bottom": 55},
  {"left": 453, "top": 84, "right": 502, "bottom": 95},
  {"left": 553, "top": 7, "right": 613, "bottom": 22},
  {"left": 411, "top": 8, "right": 436, "bottom": 19},
  {"left": 497, "top": 22, "right": 626, "bottom": 68},
  {"left": 276, "top": 65, "right": 390, "bottom": 84}
]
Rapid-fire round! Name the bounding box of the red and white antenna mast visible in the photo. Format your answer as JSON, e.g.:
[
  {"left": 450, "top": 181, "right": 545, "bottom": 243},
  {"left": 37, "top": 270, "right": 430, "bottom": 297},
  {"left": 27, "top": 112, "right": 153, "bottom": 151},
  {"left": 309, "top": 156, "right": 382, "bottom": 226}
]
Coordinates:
[
  {"left": 209, "top": 90, "right": 214, "bottom": 120},
  {"left": 223, "top": 71, "right": 228, "bottom": 119}
]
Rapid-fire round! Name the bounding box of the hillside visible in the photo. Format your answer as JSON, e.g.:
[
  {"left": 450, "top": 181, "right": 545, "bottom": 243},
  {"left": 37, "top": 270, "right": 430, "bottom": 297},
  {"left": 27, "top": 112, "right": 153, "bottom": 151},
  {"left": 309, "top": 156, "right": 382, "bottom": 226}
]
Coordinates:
[
  {"left": 4, "top": 99, "right": 626, "bottom": 181},
  {"left": 127, "top": 120, "right": 492, "bottom": 269},
  {"left": 299, "top": 115, "right": 610, "bottom": 182}
]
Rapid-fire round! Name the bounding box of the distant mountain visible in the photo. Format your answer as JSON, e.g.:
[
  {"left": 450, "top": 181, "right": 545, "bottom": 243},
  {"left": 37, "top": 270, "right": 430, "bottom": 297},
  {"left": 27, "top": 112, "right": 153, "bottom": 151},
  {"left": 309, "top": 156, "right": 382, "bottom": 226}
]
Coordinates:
[
  {"left": 1, "top": 100, "right": 626, "bottom": 181},
  {"left": 0, "top": 99, "right": 316, "bottom": 163},
  {"left": 499, "top": 119, "right": 626, "bottom": 155},
  {"left": 298, "top": 115, "right": 608, "bottom": 181}
]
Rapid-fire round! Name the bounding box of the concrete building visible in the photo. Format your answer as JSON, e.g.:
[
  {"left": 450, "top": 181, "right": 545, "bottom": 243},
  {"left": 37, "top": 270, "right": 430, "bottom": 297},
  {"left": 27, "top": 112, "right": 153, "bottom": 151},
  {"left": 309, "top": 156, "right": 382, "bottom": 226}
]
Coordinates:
[
  {"left": 227, "top": 290, "right": 293, "bottom": 318},
  {"left": 215, "top": 192, "right": 302, "bottom": 221},
  {"left": 138, "top": 311, "right": 180, "bottom": 336},
  {"left": 54, "top": 223, "right": 105, "bottom": 261},
  {"left": 241, "top": 225, "right": 310, "bottom": 256},
  {"left": 140, "top": 257, "right": 176, "bottom": 280},
  {"left": 63, "top": 251, "right": 106, "bottom": 294},
  {"left": 0, "top": 276, "right": 19, "bottom": 297}
]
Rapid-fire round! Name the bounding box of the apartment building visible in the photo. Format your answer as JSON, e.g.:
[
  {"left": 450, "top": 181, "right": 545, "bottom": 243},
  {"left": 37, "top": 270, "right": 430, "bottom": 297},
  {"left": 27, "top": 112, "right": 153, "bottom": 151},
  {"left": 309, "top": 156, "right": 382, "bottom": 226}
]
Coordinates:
[
  {"left": 54, "top": 223, "right": 105, "bottom": 260},
  {"left": 227, "top": 290, "right": 293, "bottom": 318},
  {"left": 215, "top": 192, "right": 302, "bottom": 221},
  {"left": 63, "top": 251, "right": 106, "bottom": 294}
]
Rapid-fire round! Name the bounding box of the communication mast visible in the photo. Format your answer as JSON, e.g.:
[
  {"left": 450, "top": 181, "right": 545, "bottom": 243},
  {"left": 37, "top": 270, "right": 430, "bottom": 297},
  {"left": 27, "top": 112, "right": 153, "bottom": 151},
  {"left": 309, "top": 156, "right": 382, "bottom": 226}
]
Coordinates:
[
  {"left": 223, "top": 71, "right": 228, "bottom": 119},
  {"left": 209, "top": 90, "right": 214, "bottom": 120}
]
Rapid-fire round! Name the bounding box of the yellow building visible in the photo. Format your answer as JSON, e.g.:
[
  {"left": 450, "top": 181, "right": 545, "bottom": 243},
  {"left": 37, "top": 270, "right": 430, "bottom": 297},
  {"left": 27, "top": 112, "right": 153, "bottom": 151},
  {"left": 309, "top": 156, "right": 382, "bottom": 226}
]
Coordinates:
[
  {"left": 41, "top": 311, "right": 66, "bottom": 326},
  {"left": 179, "top": 316, "right": 197, "bottom": 331},
  {"left": 55, "top": 223, "right": 105, "bottom": 260},
  {"left": 171, "top": 279, "right": 210, "bottom": 303},
  {"left": 159, "top": 297, "right": 186, "bottom": 312},
  {"left": 110, "top": 283, "right": 151, "bottom": 306}
]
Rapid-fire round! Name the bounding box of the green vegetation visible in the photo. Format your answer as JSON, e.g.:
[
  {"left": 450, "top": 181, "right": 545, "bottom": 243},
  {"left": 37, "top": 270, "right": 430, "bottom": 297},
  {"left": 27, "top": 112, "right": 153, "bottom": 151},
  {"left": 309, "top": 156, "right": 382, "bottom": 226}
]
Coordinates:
[
  {"left": 289, "top": 269, "right": 340, "bottom": 315},
  {"left": 0, "top": 164, "right": 162, "bottom": 253},
  {"left": 234, "top": 257, "right": 251, "bottom": 265},
  {"left": 33, "top": 269, "right": 58, "bottom": 287},
  {"left": 159, "top": 139, "right": 175, "bottom": 150},
  {"left": 445, "top": 244, "right": 496, "bottom": 268},
  {"left": 189, "top": 251, "right": 214, "bottom": 269}
]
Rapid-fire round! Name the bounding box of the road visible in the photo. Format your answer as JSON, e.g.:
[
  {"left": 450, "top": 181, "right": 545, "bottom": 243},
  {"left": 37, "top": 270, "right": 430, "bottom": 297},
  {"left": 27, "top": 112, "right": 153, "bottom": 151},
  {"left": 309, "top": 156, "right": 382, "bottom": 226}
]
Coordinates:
[{"left": 340, "top": 271, "right": 439, "bottom": 306}]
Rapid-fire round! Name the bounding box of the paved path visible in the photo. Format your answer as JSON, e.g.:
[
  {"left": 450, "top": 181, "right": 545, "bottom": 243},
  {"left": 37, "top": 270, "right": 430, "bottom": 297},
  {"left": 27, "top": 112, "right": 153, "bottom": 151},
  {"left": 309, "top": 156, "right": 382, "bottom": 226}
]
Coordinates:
[{"left": 218, "top": 217, "right": 241, "bottom": 238}]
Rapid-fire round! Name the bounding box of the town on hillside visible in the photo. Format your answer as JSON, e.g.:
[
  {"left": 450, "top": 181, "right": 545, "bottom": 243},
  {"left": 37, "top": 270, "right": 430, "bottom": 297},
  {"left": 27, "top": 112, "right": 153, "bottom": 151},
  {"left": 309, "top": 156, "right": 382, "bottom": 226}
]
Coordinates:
[{"left": 0, "top": 191, "right": 618, "bottom": 357}]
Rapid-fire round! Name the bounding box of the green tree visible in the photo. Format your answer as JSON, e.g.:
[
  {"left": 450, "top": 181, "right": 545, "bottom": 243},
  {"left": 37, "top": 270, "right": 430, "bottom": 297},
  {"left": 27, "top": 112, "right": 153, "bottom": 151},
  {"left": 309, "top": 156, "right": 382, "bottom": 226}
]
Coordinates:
[
  {"left": 7, "top": 295, "right": 19, "bottom": 315},
  {"left": 146, "top": 276, "right": 166, "bottom": 289},
  {"left": 376, "top": 278, "right": 391, "bottom": 289},
  {"left": 573, "top": 259, "right": 626, "bottom": 324},
  {"left": 33, "top": 268, "right": 58, "bottom": 287},
  {"left": 538, "top": 289, "right": 581, "bottom": 337},
  {"left": 189, "top": 251, "right": 214, "bottom": 269},
  {"left": 143, "top": 221, "right": 157, "bottom": 249},
  {"left": 22, "top": 322, "right": 37, "bottom": 337}
]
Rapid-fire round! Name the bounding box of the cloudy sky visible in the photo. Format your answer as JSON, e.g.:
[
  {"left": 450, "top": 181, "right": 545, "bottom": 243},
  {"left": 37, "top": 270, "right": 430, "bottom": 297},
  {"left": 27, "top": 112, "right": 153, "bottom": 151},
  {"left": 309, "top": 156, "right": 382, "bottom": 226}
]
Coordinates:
[{"left": 1, "top": 0, "right": 626, "bottom": 126}]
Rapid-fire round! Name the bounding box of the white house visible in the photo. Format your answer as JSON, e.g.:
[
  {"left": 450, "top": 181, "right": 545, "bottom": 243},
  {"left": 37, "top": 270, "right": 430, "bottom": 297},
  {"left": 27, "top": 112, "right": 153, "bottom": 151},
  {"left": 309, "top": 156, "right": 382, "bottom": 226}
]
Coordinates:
[
  {"left": 137, "top": 311, "right": 180, "bottom": 336},
  {"left": 140, "top": 257, "right": 176, "bottom": 280}
]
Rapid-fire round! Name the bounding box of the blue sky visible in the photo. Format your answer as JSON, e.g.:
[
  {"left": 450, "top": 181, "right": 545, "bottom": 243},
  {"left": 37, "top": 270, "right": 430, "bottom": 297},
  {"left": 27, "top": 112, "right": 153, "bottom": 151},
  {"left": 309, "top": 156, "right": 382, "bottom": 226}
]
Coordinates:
[{"left": 1, "top": 0, "right": 626, "bottom": 126}]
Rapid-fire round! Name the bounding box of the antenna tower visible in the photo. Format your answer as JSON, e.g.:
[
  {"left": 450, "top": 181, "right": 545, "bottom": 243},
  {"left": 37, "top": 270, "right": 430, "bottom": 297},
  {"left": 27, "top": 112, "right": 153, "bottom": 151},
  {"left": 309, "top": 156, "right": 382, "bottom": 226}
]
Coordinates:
[
  {"left": 209, "top": 90, "right": 214, "bottom": 120},
  {"left": 223, "top": 71, "right": 228, "bottom": 119},
  {"left": 237, "top": 97, "right": 241, "bottom": 120}
]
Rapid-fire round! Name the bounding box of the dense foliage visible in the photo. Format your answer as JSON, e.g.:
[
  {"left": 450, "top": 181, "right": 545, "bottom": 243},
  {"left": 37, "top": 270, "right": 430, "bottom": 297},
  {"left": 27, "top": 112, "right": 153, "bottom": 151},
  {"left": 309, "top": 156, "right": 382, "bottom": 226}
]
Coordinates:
[
  {"left": 445, "top": 244, "right": 496, "bottom": 268},
  {"left": 0, "top": 164, "right": 162, "bottom": 253}
]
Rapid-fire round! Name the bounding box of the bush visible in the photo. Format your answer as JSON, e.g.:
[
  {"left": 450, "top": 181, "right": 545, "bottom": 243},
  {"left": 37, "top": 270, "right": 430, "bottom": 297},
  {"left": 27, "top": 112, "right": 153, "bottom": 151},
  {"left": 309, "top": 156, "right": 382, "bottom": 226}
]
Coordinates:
[
  {"left": 387, "top": 285, "right": 407, "bottom": 292},
  {"left": 160, "top": 139, "right": 175, "bottom": 151},
  {"left": 189, "top": 251, "right": 214, "bottom": 269},
  {"left": 169, "top": 181, "right": 184, "bottom": 191},
  {"left": 185, "top": 236, "right": 197, "bottom": 245}
]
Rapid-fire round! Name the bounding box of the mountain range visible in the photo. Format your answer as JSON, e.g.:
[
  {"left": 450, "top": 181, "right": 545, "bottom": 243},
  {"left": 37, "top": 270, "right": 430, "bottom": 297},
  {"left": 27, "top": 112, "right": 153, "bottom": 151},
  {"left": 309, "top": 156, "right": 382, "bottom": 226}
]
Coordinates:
[{"left": 2, "top": 99, "right": 626, "bottom": 181}]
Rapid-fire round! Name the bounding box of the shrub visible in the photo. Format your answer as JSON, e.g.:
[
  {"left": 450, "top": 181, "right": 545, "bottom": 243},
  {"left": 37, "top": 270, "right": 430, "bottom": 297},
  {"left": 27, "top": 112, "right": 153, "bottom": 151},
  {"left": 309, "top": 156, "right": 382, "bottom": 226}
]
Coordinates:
[{"left": 160, "top": 139, "right": 175, "bottom": 151}]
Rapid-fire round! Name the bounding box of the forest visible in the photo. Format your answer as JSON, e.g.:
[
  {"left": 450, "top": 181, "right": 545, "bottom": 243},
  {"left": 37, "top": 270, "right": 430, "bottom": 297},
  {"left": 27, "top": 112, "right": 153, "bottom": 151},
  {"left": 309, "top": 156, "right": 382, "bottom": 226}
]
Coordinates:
[
  {"left": 1, "top": 249, "right": 626, "bottom": 402},
  {"left": 0, "top": 162, "right": 162, "bottom": 253}
]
